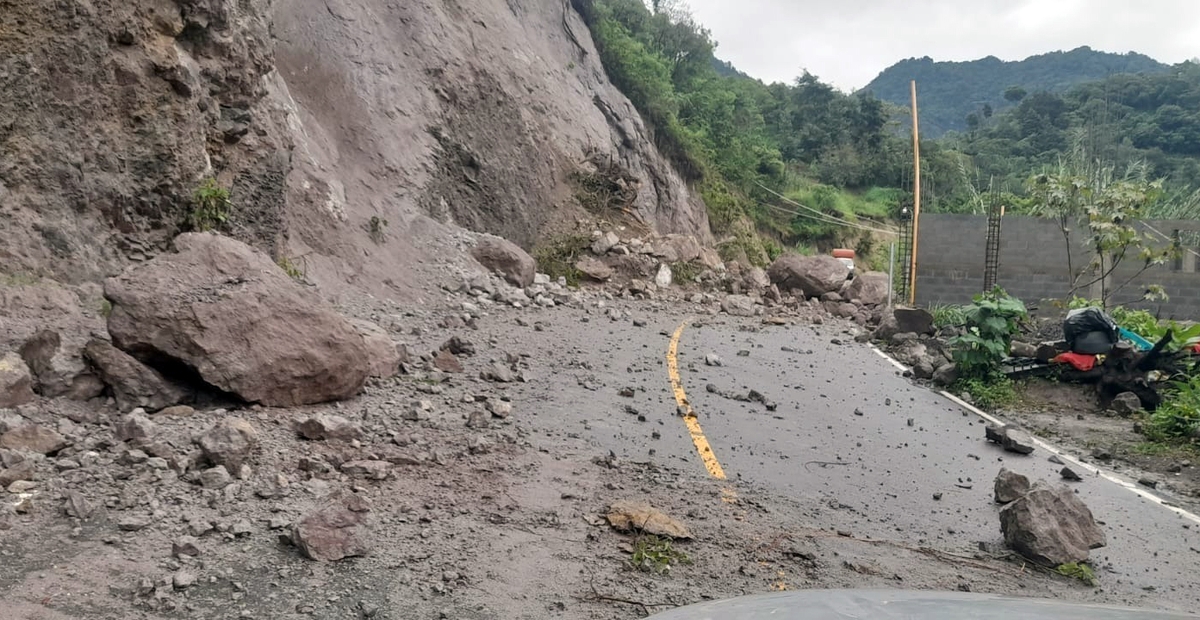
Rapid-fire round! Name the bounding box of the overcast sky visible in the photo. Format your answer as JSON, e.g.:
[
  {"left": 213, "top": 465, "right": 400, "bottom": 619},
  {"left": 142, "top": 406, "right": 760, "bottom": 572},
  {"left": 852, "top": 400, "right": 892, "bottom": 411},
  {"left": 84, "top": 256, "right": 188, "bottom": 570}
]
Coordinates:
[{"left": 684, "top": 0, "right": 1200, "bottom": 91}]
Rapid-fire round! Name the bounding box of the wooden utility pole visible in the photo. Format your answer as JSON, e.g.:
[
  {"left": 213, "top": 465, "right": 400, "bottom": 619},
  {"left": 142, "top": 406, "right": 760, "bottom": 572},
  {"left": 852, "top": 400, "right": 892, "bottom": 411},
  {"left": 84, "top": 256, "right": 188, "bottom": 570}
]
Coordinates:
[{"left": 908, "top": 80, "right": 922, "bottom": 305}]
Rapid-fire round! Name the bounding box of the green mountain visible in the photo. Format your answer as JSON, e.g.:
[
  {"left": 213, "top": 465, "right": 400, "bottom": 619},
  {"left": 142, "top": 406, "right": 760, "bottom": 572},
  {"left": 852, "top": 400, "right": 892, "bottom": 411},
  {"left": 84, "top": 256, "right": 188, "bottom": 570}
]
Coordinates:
[{"left": 863, "top": 47, "right": 1170, "bottom": 137}]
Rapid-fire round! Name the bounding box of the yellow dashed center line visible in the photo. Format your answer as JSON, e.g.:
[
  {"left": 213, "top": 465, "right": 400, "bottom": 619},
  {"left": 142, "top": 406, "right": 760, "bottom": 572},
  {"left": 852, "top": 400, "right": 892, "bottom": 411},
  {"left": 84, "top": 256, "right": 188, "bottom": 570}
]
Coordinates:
[{"left": 667, "top": 318, "right": 727, "bottom": 481}]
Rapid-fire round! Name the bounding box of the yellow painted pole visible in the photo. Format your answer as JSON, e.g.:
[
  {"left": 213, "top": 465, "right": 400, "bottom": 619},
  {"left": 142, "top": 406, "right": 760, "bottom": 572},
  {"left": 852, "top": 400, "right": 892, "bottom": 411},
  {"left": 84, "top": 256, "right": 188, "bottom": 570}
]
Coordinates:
[{"left": 908, "top": 80, "right": 922, "bottom": 305}]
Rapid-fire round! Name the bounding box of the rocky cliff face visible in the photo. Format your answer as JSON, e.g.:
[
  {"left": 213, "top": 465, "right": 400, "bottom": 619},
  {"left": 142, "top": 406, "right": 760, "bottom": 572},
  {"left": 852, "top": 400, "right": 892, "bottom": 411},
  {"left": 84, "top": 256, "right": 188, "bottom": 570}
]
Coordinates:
[{"left": 0, "top": 0, "right": 710, "bottom": 298}]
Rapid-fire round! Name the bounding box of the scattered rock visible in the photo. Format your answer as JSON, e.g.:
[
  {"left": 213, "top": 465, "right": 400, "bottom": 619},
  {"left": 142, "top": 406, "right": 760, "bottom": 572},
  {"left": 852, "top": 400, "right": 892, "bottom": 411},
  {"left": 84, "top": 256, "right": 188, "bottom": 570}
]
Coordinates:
[
  {"left": 999, "top": 481, "right": 1106, "bottom": 566},
  {"left": 994, "top": 468, "right": 1031, "bottom": 504},
  {"left": 471, "top": 236, "right": 536, "bottom": 288},
  {"left": 341, "top": 460, "right": 391, "bottom": 480},
  {"left": 7, "top": 479, "right": 36, "bottom": 493},
  {"left": 83, "top": 339, "right": 188, "bottom": 413},
  {"left": 63, "top": 490, "right": 95, "bottom": 519},
  {"left": 606, "top": 500, "right": 692, "bottom": 539},
  {"left": 466, "top": 410, "right": 488, "bottom": 429},
  {"left": 295, "top": 415, "right": 362, "bottom": 441},
  {"left": 432, "top": 349, "right": 464, "bottom": 373},
  {"left": 158, "top": 405, "right": 195, "bottom": 416},
  {"left": 1138, "top": 477, "right": 1158, "bottom": 489},
  {"left": 196, "top": 418, "right": 258, "bottom": 472},
  {"left": 173, "top": 536, "right": 201, "bottom": 558},
  {"left": 0, "top": 424, "right": 68, "bottom": 455},
  {"left": 721, "top": 295, "right": 757, "bottom": 317},
  {"left": 172, "top": 571, "right": 197, "bottom": 590},
  {"left": 654, "top": 264, "right": 672, "bottom": 288},
  {"left": 200, "top": 466, "right": 234, "bottom": 489},
  {"left": 1060, "top": 467, "right": 1083, "bottom": 482},
  {"left": 481, "top": 363, "right": 517, "bottom": 383},
  {"left": 292, "top": 491, "right": 372, "bottom": 561},
  {"left": 893, "top": 307, "right": 935, "bottom": 336},
  {"left": 985, "top": 425, "right": 1034, "bottom": 455},
  {"left": 767, "top": 255, "right": 848, "bottom": 298},
  {"left": 486, "top": 399, "right": 512, "bottom": 419},
  {"left": 118, "top": 515, "right": 152, "bottom": 532},
  {"left": 576, "top": 257, "right": 614, "bottom": 282},
  {"left": 0, "top": 352, "right": 36, "bottom": 409},
  {"left": 440, "top": 336, "right": 475, "bottom": 357},
  {"left": 592, "top": 232, "right": 619, "bottom": 255},
  {"left": 113, "top": 412, "right": 158, "bottom": 443},
  {"left": 104, "top": 233, "right": 372, "bottom": 407},
  {"left": 704, "top": 354, "right": 722, "bottom": 367},
  {"left": 1111, "top": 392, "right": 1143, "bottom": 416},
  {"left": 932, "top": 363, "right": 959, "bottom": 387}
]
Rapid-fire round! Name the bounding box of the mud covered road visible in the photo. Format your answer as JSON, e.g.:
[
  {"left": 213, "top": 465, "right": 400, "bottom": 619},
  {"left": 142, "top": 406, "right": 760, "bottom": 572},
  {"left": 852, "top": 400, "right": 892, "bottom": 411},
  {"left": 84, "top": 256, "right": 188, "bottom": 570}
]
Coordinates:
[{"left": 500, "top": 305, "right": 1200, "bottom": 611}]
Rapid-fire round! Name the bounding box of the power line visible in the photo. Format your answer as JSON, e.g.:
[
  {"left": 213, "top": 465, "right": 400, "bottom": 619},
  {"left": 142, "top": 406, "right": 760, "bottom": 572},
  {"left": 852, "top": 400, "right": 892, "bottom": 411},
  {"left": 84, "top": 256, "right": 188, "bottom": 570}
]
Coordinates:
[{"left": 753, "top": 182, "right": 899, "bottom": 236}]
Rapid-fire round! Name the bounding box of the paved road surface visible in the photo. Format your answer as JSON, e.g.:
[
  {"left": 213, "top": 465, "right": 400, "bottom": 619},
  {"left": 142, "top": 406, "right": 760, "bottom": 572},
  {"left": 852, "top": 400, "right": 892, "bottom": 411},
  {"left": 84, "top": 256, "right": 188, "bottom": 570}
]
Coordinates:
[{"left": 501, "top": 305, "right": 1200, "bottom": 609}]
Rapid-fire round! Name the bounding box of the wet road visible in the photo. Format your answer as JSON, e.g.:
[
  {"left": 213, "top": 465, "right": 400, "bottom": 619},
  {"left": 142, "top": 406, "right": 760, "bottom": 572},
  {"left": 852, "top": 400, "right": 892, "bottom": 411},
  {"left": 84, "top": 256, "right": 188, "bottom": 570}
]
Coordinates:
[{"left": 502, "top": 305, "right": 1200, "bottom": 608}]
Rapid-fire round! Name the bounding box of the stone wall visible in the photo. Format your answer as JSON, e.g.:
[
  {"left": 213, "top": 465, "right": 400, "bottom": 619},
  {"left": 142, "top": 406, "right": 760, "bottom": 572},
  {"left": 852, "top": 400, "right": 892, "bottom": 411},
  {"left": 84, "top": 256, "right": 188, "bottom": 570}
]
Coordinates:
[{"left": 915, "top": 214, "right": 1200, "bottom": 320}]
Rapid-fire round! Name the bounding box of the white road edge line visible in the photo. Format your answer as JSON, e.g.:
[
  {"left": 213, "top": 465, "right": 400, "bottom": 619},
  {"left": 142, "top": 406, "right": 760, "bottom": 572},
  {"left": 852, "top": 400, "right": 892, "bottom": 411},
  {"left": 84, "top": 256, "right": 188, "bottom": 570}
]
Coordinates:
[{"left": 870, "top": 345, "right": 1200, "bottom": 526}]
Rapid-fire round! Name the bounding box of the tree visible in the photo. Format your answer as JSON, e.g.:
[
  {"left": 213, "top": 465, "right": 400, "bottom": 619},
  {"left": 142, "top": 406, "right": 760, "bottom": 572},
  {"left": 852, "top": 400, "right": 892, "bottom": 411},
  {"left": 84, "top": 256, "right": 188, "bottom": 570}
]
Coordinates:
[{"left": 1004, "top": 85, "right": 1028, "bottom": 103}]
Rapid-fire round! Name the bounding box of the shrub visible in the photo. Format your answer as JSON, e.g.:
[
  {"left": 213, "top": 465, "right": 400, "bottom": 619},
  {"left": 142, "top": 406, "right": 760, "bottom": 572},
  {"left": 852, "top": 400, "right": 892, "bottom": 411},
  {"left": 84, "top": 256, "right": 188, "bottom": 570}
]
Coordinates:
[
  {"left": 928, "top": 303, "right": 966, "bottom": 329},
  {"left": 949, "top": 287, "right": 1027, "bottom": 378},
  {"left": 533, "top": 234, "right": 590, "bottom": 287},
  {"left": 953, "top": 376, "right": 1017, "bottom": 411},
  {"left": 186, "top": 178, "right": 231, "bottom": 232},
  {"left": 1145, "top": 374, "right": 1200, "bottom": 442}
]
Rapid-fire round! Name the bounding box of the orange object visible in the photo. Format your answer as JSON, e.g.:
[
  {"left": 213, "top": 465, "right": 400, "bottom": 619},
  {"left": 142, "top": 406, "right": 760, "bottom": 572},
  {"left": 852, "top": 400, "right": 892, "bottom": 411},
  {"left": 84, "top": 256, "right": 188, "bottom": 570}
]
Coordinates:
[
  {"left": 832, "top": 248, "right": 855, "bottom": 259},
  {"left": 1052, "top": 352, "right": 1097, "bottom": 372}
]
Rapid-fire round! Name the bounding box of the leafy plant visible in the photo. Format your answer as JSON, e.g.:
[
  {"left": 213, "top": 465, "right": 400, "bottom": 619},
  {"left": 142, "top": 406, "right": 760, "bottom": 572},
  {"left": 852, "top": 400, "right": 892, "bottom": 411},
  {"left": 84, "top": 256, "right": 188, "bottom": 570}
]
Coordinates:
[
  {"left": 276, "top": 256, "right": 305, "bottom": 281},
  {"left": 928, "top": 303, "right": 966, "bottom": 329},
  {"left": 953, "top": 375, "right": 1017, "bottom": 411},
  {"left": 186, "top": 178, "right": 232, "bottom": 232},
  {"left": 630, "top": 535, "right": 691, "bottom": 575},
  {"left": 1056, "top": 562, "right": 1097, "bottom": 586},
  {"left": 949, "top": 287, "right": 1027, "bottom": 378},
  {"left": 669, "top": 261, "right": 702, "bottom": 284},
  {"left": 1145, "top": 374, "right": 1200, "bottom": 442}
]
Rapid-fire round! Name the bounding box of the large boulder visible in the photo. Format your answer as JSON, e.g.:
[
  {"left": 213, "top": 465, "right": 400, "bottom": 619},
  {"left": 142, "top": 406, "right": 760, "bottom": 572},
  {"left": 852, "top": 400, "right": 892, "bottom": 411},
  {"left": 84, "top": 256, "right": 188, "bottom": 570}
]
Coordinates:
[
  {"left": 471, "top": 236, "right": 536, "bottom": 288},
  {"left": 104, "top": 233, "right": 372, "bottom": 407},
  {"left": 844, "top": 271, "right": 890, "bottom": 307},
  {"left": 348, "top": 320, "right": 401, "bottom": 380},
  {"left": 0, "top": 352, "right": 35, "bottom": 409},
  {"left": 999, "top": 481, "right": 1106, "bottom": 565},
  {"left": 575, "top": 257, "right": 614, "bottom": 282},
  {"left": 84, "top": 339, "right": 188, "bottom": 412},
  {"left": 994, "top": 468, "right": 1031, "bottom": 504},
  {"left": 650, "top": 234, "right": 702, "bottom": 263},
  {"left": 767, "top": 255, "right": 848, "bottom": 298},
  {"left": 196, "top": 417, "right": 258, "bottom": 472},
  {"left": 0, "top": 424, "right": 68, "bottom": 455}
]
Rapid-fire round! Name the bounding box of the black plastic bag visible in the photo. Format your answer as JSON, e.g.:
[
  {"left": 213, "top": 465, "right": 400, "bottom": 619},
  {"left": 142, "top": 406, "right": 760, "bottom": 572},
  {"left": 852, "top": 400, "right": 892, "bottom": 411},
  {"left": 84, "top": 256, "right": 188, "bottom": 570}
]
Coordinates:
[{"left": 1063, "top": 307, "right": 1118, "bottom": 355}]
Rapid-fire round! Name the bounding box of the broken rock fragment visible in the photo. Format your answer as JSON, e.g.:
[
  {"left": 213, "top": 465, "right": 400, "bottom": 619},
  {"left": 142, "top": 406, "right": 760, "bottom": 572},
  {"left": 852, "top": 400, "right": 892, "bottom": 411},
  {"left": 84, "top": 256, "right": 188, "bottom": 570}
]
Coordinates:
[
  {"left": 196, "top": 418, "right": 258, "bottom": 472},
  {"left": 295, "top": 414, "right": 362, "bottom": 441},
  {"left": 292, "top": 490, "right": 372, "bottom": 561},
  {"left": 993, "top": 468, "right": 1031, "bottom": 504},
  {"left": 83, "top": 339, "right": 188, "bottom": 412},
  {"left": 606, "top": 500, "right": 692, "bottom": 540},
  {"left": 985, "top": 424, "right": 1035, "bottom": 455},
  {"left": 0, "top": 424, "right": 68, "bottom": 455},
  {"left": 0, "top": 352, "right": 35, "bottom": 409}
]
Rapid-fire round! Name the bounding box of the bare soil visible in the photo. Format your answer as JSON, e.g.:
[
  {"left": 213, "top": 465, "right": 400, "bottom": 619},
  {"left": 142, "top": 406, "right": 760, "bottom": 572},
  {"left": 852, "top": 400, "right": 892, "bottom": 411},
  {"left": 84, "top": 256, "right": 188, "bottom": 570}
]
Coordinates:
[{"left": 1003, "top": 379, "right": 1200, "bottom": 508}]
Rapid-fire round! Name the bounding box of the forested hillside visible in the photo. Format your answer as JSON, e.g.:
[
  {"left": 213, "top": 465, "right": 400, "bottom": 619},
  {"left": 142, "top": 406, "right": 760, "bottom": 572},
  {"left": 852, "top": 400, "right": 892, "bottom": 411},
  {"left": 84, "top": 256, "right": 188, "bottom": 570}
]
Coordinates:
[
  {"left": 864, "top": 47, "right": 1169, "bottom": 137},
  {"left": 573, "top": 0, "right": 915, "bottom": 262}
]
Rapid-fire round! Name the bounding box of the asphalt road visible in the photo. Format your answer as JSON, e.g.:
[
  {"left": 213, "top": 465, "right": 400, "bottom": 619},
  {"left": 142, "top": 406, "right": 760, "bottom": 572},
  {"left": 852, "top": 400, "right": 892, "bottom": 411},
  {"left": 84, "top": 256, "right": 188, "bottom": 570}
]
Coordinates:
[{"left": 502, "top": 304, "right": 1200, "bottom": 609}]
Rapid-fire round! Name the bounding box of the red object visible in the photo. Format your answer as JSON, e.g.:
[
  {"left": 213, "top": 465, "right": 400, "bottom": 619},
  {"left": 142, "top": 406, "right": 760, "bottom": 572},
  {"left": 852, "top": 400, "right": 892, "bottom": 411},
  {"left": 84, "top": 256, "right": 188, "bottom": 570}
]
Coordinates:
[
  {"left": 832, "top": 248, "right": 855, "bottom": 259},
  {"left": 1192, "top": 343, "right": 1200, "bottom": 355},
  {"left": 1052, "top": 352, "right": 1097, "bottom": 372}
]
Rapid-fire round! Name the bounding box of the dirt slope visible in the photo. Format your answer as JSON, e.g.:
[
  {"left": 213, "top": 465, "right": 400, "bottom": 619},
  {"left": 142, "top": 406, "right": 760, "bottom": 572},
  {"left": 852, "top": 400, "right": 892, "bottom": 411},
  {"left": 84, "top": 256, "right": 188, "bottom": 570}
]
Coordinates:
[{"left": 0, "top": 0, "right": 710, "bottom": 299}]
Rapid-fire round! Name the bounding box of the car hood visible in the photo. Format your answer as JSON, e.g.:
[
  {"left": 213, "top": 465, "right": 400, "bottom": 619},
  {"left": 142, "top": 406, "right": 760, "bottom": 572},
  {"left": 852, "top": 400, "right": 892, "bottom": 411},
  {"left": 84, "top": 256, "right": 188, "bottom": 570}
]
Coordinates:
[{"left": 644, "top": 589, "right": 1197, "bottom": 619}]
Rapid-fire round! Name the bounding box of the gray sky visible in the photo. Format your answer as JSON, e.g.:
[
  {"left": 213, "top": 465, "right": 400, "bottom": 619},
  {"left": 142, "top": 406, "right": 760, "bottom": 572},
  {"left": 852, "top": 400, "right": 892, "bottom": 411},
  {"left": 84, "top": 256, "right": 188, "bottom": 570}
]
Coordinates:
[{"left": 684, "top": 0, "right": 1200, "bottom": 91}]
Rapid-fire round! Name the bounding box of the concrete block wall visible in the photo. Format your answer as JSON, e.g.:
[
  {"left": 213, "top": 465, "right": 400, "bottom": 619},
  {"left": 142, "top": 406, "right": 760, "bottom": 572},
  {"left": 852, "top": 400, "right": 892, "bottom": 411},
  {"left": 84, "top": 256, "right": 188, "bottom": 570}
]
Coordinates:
[{"left": 914, "top": 214, "right": 1200, "bottom": 320}]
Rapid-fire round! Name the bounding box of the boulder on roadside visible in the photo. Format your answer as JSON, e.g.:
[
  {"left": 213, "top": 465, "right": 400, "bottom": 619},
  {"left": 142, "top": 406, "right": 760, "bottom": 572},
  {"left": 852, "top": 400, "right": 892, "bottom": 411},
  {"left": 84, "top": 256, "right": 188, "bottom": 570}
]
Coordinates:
[
  {"left": 104, "top": 233, "right": 372, "bottom": 407},
  {"left": 844, "top": 271, "right": 889, "bottom": 307},
  {"left": 999, "top": 480, "right": 1105, "bottom": 566},
  {"left": 292, "top": 490, "right": 372, "bottom": 561},
  {"left": 994, "top": 468, "right": 1032, "bottom": 504},
  {"left": 84, "top": 339, "right": 188, "bottom": 412},
  {"left": 893, "top": 307, "right": 935, "bottom": 336},
  {"left": 767, "top": 255, "right": 849, "bottom": 298},
  {"left": 349, "top": 320, "right": 401, "bottom": 379},
  {"left": 0, "top": 352, "right": 35, "bottom": 409},
  {"left": 575, "top": 257, "right": 614, "bottom": 282},
  {"left": 114, "top": 412, "right": 159, "bottom": 443},
  {"left": 698, "top": 248, "right": 724, "bottom": 270},
  {"left": 591, "top": 232, "right": 619, "bottom": 256},
  {"left": 743, "top": 267, "right": 770, "bottom": 292},
  {"left": 891, "top": 340, "right": 928, "bottom": 368},
  {"left": 932, "top": 363, "right": 959, "bottom": 387},
  {"left": 721, "top": 295, "right": 757, "bottom": 317},
  {"left": 471, "top": 236, "right": 536, "bottom": 288},
  {"left": 654, "top": 264, "right": 673, "bottom": 288},
  {"left": 985, "top": 424, "right": 1035, "bottom": 455}
]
